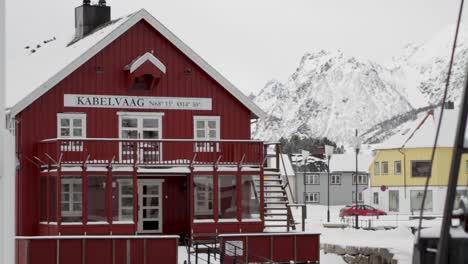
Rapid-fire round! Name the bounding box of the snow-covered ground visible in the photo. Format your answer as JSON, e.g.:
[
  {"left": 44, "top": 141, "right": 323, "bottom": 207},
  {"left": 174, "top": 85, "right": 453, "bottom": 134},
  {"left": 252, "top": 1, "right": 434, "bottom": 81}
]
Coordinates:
[
  {"left": 286, "top": 205, "right": 443, "bottom": 264},
  {"left": 177, "top": 205, "right": 443, "bottom": 263}
]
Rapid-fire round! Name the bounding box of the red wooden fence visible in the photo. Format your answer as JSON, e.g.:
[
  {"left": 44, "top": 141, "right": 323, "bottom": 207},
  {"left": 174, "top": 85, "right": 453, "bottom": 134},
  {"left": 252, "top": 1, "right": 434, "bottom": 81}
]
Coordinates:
[
  {"left": 219, "top": 233, "right": 320, "bottom": 263},
  {"left": 16, "top": 235, "right": 179, "bottom": 264}
]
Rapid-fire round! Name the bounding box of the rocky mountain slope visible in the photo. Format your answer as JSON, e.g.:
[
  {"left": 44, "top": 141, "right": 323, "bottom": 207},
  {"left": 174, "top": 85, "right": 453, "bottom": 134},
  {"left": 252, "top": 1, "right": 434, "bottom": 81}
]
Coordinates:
[{"left": 253, "top": 25, "right": 468, "bottom": 146}]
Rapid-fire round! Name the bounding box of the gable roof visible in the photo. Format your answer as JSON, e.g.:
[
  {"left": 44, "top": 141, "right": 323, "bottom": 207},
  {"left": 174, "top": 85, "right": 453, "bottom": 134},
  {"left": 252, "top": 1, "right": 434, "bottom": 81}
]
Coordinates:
[
  {"left": 8, "top": 9, "right": 265, "bottom": 119},
  {"left": 376, "top": 108, "right": 458, "bottom": 150}
]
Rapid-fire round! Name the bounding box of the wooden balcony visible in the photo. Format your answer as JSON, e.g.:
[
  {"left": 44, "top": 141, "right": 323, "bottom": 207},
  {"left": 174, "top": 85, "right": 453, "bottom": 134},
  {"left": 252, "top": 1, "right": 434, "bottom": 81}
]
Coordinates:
[{"left": 36, "top": 138, "right": 264, "bottom": 167}]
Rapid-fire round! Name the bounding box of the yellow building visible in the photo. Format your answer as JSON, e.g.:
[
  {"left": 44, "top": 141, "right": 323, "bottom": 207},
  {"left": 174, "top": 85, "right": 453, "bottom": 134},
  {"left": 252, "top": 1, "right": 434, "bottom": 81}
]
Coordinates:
[{"left": 366, "top": 108, "right": 468, "bottom": 214}]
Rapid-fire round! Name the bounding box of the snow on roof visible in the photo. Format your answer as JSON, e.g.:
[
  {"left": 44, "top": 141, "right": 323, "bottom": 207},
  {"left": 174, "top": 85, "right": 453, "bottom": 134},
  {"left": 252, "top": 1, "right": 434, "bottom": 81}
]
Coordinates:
[
  {"left": 329, "top": 153, "right": 374, "bottom": 173},
  {"left": 7, "top": 9, "right": 265, "bottom": 119},
  {"left": 377, "top": 108, "right": 458, "bottom": 149},
  {"left": 7, "top": 13, "right": 133, "bottom": 110}
]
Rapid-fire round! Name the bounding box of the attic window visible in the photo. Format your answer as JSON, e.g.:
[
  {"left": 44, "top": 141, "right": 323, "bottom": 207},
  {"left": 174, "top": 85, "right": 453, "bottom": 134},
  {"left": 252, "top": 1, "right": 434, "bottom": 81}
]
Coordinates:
[{"left": 131, "top": 74, "right": 156, "bottom": 91}]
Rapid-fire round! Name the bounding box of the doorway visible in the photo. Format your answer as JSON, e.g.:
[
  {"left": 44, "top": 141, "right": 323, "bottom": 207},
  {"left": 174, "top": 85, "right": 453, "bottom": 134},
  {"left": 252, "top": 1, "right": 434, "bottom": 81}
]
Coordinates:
[
  {"left": 118, "top": 112, "right": 163, "bottom": 162},
  {"left": 138, "top": 179, "right": 163, "bottom": 233}
]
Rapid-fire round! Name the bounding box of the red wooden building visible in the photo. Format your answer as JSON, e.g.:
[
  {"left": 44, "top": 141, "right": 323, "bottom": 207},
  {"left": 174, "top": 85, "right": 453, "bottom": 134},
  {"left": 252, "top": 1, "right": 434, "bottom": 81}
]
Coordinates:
[{"left": 8, "top": 1, "right": 319, "bottom": 263}]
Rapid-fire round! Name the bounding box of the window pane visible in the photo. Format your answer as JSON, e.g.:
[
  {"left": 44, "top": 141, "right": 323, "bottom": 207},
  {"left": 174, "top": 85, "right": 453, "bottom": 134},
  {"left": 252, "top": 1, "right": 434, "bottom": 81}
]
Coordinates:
[
  {"left": 196, "top": 130, "right": 205, "bottom": 138},
  {"left": 73, "top": 128, "right": 82, "bottom": 137},
  {"left": 411, "top": 161, "right": 432, "bottom": 177},
  {"left": 61, "top": 128, "right": 70, "bottom": 137},
  {"left": 112, "top": 176, "right": 134, "bottom": 222},
  {"left": 122, "top": 118, "right": 138, "bottom": 128},
  {"left": 411, "top": 190, "right": 433, "bottom": 211},
  {"left": 219, "top": 175, "right": 237, "bottom": 219},
  {"left": 143, "top": 119, "right": 158, "bottom": 128},
  {"left": 61, "top": 176, "right": 82, "bottom": 222},
  {"left": 208, "top": 121, "right": 216, "bottom": 129},
  {"left": 208, "top": 130, "right": 217, "bottom": 139},
  {"left": 194, "top": 175, "right": 213, "bottom": 219},
  {"left": 73, "top": 119, "right": 82, "bottom": 127},
  {"left": 143, "top": 130, "right": 159, "bottom": 139},
  {"left": 196, "top": 121, "right": 205, "bottom": 129},
  {"left": 122, "top": 130, "right": 138, "bottom": 139},
  {"left": 61, "top": 118, "right": 70, "bottom": 127},
  {"left": 242, "top": 175, "right": 260, "bottom": 219},
  {"left": 88, "top": 175, "right": 107, "bottom": 222}
]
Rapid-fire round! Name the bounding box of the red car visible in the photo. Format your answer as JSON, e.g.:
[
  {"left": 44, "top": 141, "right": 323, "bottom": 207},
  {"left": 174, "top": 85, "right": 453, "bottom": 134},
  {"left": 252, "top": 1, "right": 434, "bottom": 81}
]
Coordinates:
[{"left": 339, "top": 204, "right": 387, "bottom": 217}]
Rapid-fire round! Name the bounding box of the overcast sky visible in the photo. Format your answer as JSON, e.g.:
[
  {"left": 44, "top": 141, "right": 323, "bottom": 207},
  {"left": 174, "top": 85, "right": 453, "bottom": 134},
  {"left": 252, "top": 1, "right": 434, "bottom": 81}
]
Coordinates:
[{"left": 6, "top": 0, "right": 462, "bottom": 96}]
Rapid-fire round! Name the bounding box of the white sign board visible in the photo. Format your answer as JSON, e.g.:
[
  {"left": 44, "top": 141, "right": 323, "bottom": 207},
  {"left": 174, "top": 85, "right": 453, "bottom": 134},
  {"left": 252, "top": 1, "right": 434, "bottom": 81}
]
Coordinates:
[
  {"left": 64, "top": 94, "right": 212, "bottom": 111},
  {"left": 225, "top": 240, "right": 243, "bottom": 256}
]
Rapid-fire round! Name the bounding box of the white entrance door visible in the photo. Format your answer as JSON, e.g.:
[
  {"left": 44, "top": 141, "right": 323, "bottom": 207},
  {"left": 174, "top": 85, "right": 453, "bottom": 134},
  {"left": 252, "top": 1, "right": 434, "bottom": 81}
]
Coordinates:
[
  {"left": 138, "top": 180, "right": 163, "bottom": 233},
  {"left": 118, "top": 113, "right": 162, "bottom": 162}
]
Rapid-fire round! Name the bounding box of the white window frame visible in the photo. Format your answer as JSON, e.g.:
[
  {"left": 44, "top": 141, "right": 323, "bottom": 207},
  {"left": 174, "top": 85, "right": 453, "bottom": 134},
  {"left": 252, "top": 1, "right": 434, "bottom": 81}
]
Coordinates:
[
  {"left": 57, "top": 113, "right": 86, "bottom": 151},
  {"left": 193, "top": 116, "right": 220, "bottom": 152},
  {"left": 382, "top": 161, "right": 389, "bottom": 175},
  {"left": 117, "top": 112, "right": 164, "bottom": 162},
  {"left": 331, "top": 174, "right": 341, "bottom": 185},
  {"left": 374, "top": 162, "right": 380, "bottom": 175},
  {"left": 61, "top": 178, "right": 82, "bottom": 217},
  {"left": 352, "top": 174, "right": 368, "bottom": 185},
  {"left": 373, "top": 192, "right": 379, "bottom": 205},
  {"left": 395, "top": 161, "right": 401, "bottom": 175},
  {"left": 118, "top": 179, "right": 134, "bottom": 222},
  {"left": 304, "top": 173, "right": 319, "bottom": 185},
  {"left": 194, "top": 175, "right": 214, "bottom": 216},
  {"left": 304, "top": 192, "right": 319, "bottom": 203}
]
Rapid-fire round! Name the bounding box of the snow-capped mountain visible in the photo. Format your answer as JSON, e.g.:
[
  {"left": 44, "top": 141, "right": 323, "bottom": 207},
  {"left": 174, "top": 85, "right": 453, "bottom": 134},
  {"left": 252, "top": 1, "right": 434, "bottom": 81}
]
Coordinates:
[{"left": 253, "top": 25, "right": 468, "bottom": 146}]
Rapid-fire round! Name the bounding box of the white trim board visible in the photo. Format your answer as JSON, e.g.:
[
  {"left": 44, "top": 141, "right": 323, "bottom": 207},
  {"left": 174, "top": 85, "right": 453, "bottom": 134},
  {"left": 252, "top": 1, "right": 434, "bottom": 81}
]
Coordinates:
[
  {"left": 9, "top": 9, "right": 265, "bottom": 119},
  {"left": 125, "top": 52, "right": 167, "bottom": 74}
]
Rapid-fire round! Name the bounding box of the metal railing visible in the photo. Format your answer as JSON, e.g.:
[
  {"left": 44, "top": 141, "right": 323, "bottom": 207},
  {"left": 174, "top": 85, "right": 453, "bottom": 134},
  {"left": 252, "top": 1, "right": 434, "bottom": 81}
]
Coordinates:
[{"left": 37, "top": 138, "right": 264, "bottom": 167}]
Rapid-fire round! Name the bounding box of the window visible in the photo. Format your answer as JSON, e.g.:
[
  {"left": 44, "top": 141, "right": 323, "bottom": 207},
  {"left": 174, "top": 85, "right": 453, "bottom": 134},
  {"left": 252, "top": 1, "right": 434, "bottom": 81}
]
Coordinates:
[
  {"left": 389, "top": 190, "right": 399, "bottom": 212},
  {"left": 465, "top": 160, "right": 468, "bottom": 174},
  {"left": 395, "top": 161, "right": 401, "bottom": 175},
  {"left": 61, "top": 177, "right": 82, "bottom": 219},
  {"left": 57, "top": 113, "right": 86, "bottom": 151},
  {"left": 114, "top": 177, "right": 133, "bottom": 222},
  {"left": 194, "top": 175, "right": 213, "bottom": 219},
  {"left": 411, "top": 161, "right": 432, "bottom": 177},
  {"left": 374, "top": 162, "right": 380, "bottom": 175},
  {"left": 242, "top": 175, "right": 260, "bottom": 219},
  {"left": 194, "top": 116, "right": 220, "bottom": 152},
  {"left": 382, "top": 162, "right": 389, "bottom": 174},
  {"left": 373, "top": 192, "right": 379, "bottom": 205},
  {"left": 305, "top": 173, "right": 320, "bottom": 185},
  {"left": 331, "top": 174, "right": 341, "bottom": 185},
  {"left": 304, "top": 192, "right": 320, "bottom": 203},
  {"left": 353, "top": 174, "right": 368, "bottom": 185},
  {"left": 131, "top": 74, "right": 156, "bottom": 91},
  {"left": 88, "top": 175, "right": 107, "bottom": 222},
  {"left": 352, "top": 191, "right": 363, "bottom": 203},
  {"left": 410, "top": 190, "right": 433, "bottom": 212},
  {"left": 219, "top": 175, "right": 237, "bottom": 219}
]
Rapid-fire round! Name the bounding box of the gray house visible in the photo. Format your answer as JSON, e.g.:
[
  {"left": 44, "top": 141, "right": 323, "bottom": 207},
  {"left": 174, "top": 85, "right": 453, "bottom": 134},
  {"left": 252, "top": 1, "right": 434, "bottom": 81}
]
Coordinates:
[{"left": 294, "top": 153, "right": 373, "bottom": 205}]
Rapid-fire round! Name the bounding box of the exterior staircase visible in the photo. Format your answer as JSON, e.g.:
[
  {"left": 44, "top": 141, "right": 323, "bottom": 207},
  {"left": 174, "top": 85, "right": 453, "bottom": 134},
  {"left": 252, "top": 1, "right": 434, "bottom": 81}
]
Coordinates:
[{"left": 263, "top": 168, "right": 296, "bottom": 230}]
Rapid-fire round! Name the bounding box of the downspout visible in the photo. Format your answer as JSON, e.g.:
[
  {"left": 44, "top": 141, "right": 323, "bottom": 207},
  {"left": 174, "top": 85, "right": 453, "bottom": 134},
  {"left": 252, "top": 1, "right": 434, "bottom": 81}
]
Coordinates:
[{"left": 398, "top": 148, "right": 407, "bottom": 199}]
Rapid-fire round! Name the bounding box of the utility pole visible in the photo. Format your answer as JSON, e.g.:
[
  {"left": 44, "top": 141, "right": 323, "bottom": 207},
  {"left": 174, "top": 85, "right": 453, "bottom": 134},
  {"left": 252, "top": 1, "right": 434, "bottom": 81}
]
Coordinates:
[
  {"left": 325, "top": 145, "right": 334, "bottom": 223},
  {"left": 354, "top": 129, "right": 361, "bottom": 229}
]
